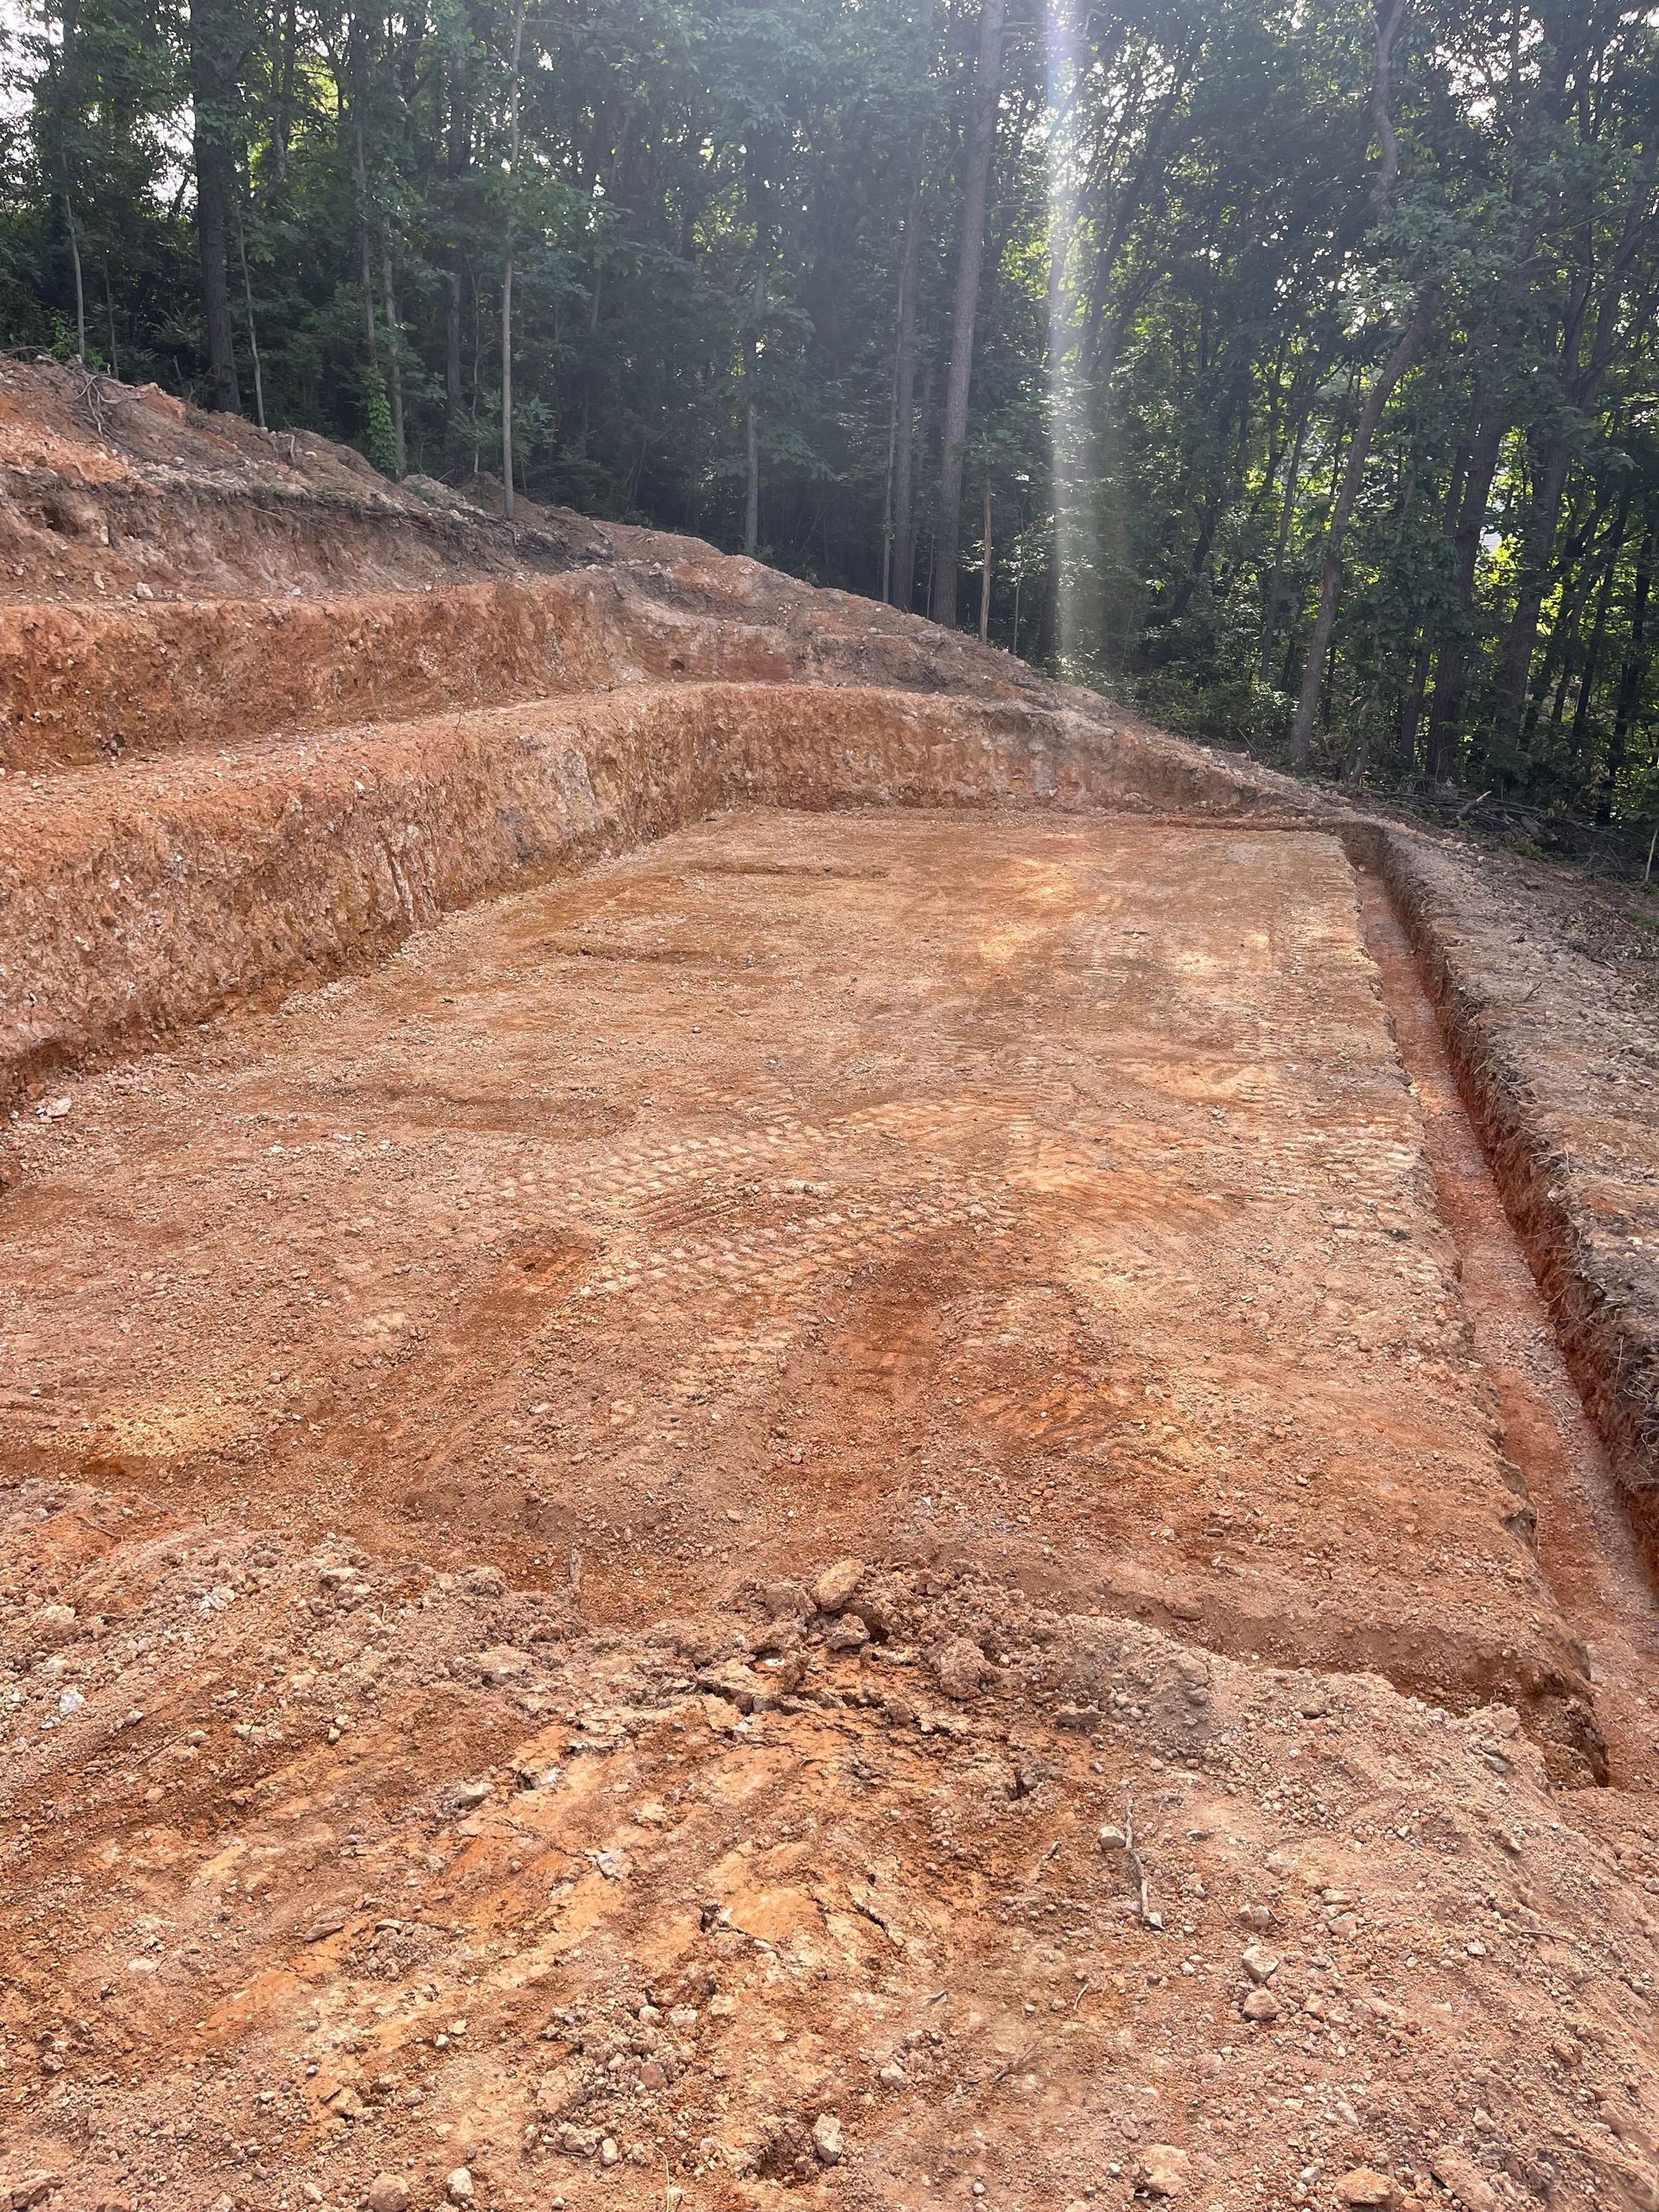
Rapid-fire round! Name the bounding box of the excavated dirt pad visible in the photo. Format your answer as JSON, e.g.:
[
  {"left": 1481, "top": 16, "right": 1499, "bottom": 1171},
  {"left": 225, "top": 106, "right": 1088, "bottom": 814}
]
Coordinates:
[
  {"left": 0, "top": 810, "right": 1599, "bottom": 1753},
  {"left": 7, "top": 808, "right": 1659, "bottom": 2212},
  {"left": 0, "top": 814, "right": 1601, "bottom": 1760}
]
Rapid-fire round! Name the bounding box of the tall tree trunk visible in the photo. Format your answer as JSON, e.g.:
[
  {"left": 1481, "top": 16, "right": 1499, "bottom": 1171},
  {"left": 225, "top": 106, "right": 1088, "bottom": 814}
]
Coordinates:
[
  {"left": 1602, "top": 504, "right": 1655, "bottom": 824},
  {"left": 235, "top": 189, "right": 265, "bottom": 429},
  {"left": 352, "top": 92, "right": 378, "bottom": 367},
  {"left": 887, "top": 175, "right": 924, "bottom": 608},
  {"left": 1289, "top": 289, "right": 1434, "bottom": 767},
  {"left": 64, "top": 194, "right": 86, "bottom": 364},
  {"left": 382, "top": 230, "right": 406, "bottom": 476},
  {"left": 1491, "top": 432, "right": 1571, "bottom": 760},
  {"left": 446, "top": 271, "right": 464, "bottom": 427},
  {"left": 1258, "top": 398, "right": 1310, "bottom": 681},
  {"left": 930, "top": 0, "right": 1006, "bottom": 626},
  {"left": 1424, "top": 401, "right": 1504, "bottom": 785},
  {"left": 188, "top": 0, "right": 244, "bottom": 413},
  {"left": 743, "top": 258, "right": 766, "bottom": 557},
  {"left": 979, "top": 480, "right": 993, "bottom": 642},
  {"left": 1569, "top": 485, "right": 1630, "bottom": 751},
  {"left": 500, "top": 0, "right": 526, "bottom": 523}
]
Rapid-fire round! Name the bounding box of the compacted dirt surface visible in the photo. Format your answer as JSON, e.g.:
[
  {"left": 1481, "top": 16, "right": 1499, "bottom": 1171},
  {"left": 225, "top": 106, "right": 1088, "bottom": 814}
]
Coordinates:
[{"left": 4, "top": 366, "right": 1659, "bottom": 2212}]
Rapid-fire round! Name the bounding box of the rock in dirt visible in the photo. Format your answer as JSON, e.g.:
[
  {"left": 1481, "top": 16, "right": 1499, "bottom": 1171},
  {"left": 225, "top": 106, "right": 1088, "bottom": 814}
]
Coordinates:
[
  {"left": 1241, "top": 1942, "right": 1280, "bottom": 1983},
  {"left": 811, "top": 2113, "right": 845, "bottom": 2165},
  {"left": 1135, "top": 2144, "right": 1192, "bottom": 2197},
  {"left": 1334, "top": 2171, "right": 1402, "bottom": 2209},
  {"left": 825, "top": 1613, "right": 869, "bottom": 1650},
  {"left": 445, "top": 2170, "right": 474, "bottom": 2207},
  {"left": 1240, "top": 1988, "right": 1281, "bottom": 2023},
  {"left": 0, "top": 2177, "right": 64, "bottom": 2212},
  {"left": 366, "top": 2176, "right": 410, "bottom": 2212},
  {"left": 813, "top": 1558, "right": 866, "bottom": 1612},
  {"left": 933, "top": 1635, "right": 992, "bottom": 1699},
  {"left": 1428, "top": 2149, "right": 1500, "bottom": 2212},
  {"left": 535, "top": 2063, "right": 587, "bottom": 2120}
]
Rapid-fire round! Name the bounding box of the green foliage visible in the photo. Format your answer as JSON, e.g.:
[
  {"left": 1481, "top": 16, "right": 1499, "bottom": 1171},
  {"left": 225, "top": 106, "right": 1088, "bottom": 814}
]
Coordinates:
[
  {"left": 362, "top": 365, "right": 398, "bottom": 480},
  {"left": 0, "top": 0, "right": 1656, "bottom": 854}
]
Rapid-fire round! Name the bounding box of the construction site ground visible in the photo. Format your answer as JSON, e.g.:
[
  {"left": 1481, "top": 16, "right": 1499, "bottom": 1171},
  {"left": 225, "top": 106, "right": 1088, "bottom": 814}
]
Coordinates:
[{"left": 3, "top": 365, "right": 1659, "bottom": 2212}]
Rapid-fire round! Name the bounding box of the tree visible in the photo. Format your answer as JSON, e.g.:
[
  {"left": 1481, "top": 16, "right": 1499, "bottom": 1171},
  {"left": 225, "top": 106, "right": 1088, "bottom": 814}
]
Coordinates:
[{"left": 931, "top": 0, "right": 1005, "bottom": 626}]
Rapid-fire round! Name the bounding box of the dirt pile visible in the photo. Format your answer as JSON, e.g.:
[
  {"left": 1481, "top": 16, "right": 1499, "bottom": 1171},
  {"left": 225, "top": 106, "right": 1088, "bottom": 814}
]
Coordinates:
[{"left": 2, "top": 363, "right": 1658, "bottom": 2212}]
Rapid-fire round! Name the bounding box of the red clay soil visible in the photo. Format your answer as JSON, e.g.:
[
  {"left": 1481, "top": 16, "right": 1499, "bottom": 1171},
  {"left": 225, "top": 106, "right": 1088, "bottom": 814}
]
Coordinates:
[{"left": 4, "top": 365, "right": 1659, "bottom": 2212}]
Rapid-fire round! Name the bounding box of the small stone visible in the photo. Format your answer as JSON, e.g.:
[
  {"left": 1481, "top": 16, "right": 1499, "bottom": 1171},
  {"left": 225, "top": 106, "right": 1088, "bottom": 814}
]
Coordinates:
[
  {"left": 1241, "top": 1942, "right": 1280, "bottom": 1983},
  {"left": 2, "top": 2176, "right": 64, "bottom": 2212},
  {"left": 367, "top": 2175, "right": 410, "bottom": 2212},
  {"left": 1240, "top": 1988, "right": 1281, "bottom": 2023},
  {"left": 825, "top": 1614, "right": 869, "bottom": 1651},
  {"left": 1334, "top": 2171, "right": 1402, "bottom": 2209},
  {"left": 453, "top": 1781, "right": 491, "bottom": 1808},
  {"left": 445, "top": 2170, "right": 474, "bottom": 2206},
  {"left": 1136, "top": 2144, "right": 1192, "bottom": 2198},
  {"left": 473, "top": 1646, "right": 530, "bottom": 1684},
  {"left": 811, "top": 2113, "right": 844, "bottom": 2165},
  {"left": 877, "top": 2063, "right": 906, "bottom": 2089},
  {"left": 39, "top": 1096, "right": 71, "bottom": 1121},
  {"left": 934, "top": 1636, "right": 992, "bottom": 1700},
  {"left": 1428, "top": 2148, "right": 1500, "bottom": 2212},
  {"left": 813, "top": 1559, "right": 867, "bottom": 1612},
  {"left": 1097, "top": 1823, "right": 1128, "bottom": 1853},
  {"left": 599, "top": 2139, "right": 620, "bottom": 2169},
  {"left": 535, "top": 2064, "right": 585, "bottom": 2120}
]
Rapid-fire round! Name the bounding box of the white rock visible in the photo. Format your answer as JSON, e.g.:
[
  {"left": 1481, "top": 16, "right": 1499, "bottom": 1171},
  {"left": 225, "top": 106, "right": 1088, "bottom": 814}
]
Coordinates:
[{"left": 811, "top": 2113, "right": 844, "bottom": 2165}]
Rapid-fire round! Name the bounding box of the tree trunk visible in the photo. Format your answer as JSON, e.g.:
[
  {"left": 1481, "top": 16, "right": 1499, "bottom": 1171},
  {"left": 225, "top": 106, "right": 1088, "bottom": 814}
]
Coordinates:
[
  {"left": 352, "top": 92, "right": 378, "bottom": 367},
  {"left": 743, "top": 257, "right": 766, "bottom": 557},
  {"left": 188, "top": 0, "right": 244, "bottom": 413},
  {"left": 1424, "top": 403, "right": 1503, "bottom": 785},
  {"left": 382, "top": 230, "right": 406, "bottom": 476},
  {"left": 1258, "top": 399, "right": 1309, "bottom": 681},
  {"left": 1491, "top": 432, "right": 1571, "bottom": 760},
  {"left": 1602, "top": 505, "right": 1654, "bottom": 824},
  {"left": 235, "top": 189, "right": 265, "bottom": 429},
  {"left": 979, "top": 480, "right": 993, "bottom": 642},
  {"left": 1289, "top": 289, "right": 1435, "bottom": 768},
  {"left": 446, "top": 272, "right": 464, "bottom": 427},
  {"left": 930, "top": 0, "right": 1006, "bottom": 626},
  {"left": 500, "top": 0, "right": 527, "bottom": 524},
  {"left": 887, "top": 176, "right": 924, "bottom": 608},
  {"left": 1570, "top": 486, "right": 1629, "bottom": 751},
  {"left": 65, "top": 194, "right": 86, "bottom": 364}
]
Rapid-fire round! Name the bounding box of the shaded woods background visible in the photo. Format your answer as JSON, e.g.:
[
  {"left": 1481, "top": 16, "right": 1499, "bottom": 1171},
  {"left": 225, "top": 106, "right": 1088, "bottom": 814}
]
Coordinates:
[{"left": 6, "top": 0, "right": 1659, "bottom": 850}]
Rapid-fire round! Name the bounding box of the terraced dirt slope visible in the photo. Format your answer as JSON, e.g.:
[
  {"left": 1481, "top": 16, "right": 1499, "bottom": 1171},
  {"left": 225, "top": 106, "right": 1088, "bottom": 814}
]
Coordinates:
[{"left": 3, "top": 364, "right": 1659, "bottom": 2212}]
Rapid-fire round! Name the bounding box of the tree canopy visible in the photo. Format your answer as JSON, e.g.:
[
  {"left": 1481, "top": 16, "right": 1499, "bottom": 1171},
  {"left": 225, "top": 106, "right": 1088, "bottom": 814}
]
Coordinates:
[{"left": 6, "top": 0, "right": 1659, "bottom": 847}]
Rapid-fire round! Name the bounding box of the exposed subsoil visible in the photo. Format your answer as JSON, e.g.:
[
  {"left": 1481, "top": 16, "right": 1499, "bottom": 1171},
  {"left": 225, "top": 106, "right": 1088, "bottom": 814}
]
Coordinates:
[{"left": 4, "top": 365, "right": 1659, "bottom": 2212}]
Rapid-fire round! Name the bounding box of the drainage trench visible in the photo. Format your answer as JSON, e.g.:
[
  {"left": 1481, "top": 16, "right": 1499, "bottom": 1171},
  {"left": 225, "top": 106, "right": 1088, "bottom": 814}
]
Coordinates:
[{"left": 1356, "top": 861, "right": 1659, "bottom": 1790}]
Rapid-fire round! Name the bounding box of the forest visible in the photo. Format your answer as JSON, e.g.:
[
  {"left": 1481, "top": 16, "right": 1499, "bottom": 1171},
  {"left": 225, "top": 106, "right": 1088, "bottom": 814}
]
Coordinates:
[{"left": 4, "top": 0, "right": 1659, "bottom": 849}]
